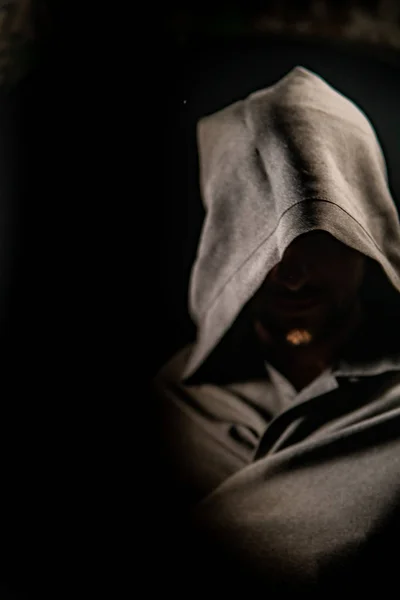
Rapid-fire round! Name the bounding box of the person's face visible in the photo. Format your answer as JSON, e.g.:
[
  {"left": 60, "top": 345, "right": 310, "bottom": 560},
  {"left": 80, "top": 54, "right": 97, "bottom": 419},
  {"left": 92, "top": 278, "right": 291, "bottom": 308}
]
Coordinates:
[{"left": 249, "top": 231, "right": 366, "bottom": 347}]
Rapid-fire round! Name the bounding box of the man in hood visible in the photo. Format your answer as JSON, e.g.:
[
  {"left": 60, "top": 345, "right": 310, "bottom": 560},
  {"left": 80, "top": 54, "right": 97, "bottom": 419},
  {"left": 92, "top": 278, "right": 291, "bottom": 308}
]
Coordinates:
[{"left": 153, "top": 66, "right": 400, "bottom": 592}]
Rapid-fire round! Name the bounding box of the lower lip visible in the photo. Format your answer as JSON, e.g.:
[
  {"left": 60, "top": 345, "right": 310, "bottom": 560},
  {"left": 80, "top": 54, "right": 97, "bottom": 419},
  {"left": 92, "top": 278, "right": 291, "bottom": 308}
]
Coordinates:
[{"left": 273, "top": 296, "right": 324, "bottom": 312}]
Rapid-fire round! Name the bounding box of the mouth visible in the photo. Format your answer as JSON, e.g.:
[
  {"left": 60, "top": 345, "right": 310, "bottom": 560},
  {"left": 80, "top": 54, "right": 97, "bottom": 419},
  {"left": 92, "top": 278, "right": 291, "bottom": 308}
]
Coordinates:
[{"left": 270, "top": 292, "right": 325, "bottom": 313}]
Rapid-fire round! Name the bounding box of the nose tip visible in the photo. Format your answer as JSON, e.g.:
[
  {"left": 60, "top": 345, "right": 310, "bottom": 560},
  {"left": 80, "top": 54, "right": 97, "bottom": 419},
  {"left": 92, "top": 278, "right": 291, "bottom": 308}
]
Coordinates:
[
  {"left": 275, "top": 261, "right": 309, "bottom": 291},
  {"left": 283, "top": 273, "right": 307, "bottom": 291}
]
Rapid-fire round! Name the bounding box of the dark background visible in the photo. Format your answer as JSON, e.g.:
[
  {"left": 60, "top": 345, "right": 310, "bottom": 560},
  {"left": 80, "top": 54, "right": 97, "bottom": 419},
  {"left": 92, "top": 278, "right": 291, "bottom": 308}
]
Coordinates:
[{"left": 0, "top": 1, "right": 399, "bottom": 597}]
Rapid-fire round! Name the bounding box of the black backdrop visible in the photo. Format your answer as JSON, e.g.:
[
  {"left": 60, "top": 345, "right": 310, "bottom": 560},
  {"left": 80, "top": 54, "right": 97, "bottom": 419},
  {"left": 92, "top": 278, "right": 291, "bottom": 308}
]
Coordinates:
[{"left": 2, "top": 9, "right": 400, "bottom": 597}]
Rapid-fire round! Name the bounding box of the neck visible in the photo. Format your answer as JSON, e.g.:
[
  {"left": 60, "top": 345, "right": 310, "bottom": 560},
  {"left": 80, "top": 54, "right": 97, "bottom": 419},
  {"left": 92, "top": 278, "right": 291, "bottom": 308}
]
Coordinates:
[{"left": 267, "top": 344, "right": 332, "bottom": 392}]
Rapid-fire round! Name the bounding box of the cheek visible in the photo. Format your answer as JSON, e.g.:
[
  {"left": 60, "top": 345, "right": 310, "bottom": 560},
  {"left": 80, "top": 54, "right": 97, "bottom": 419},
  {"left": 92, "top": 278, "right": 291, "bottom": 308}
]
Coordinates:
[
  {"left": 327, "top": 264, "right": 365, "bottom": 300},
  {"left": 345, "top": 258, "right": 365, "bottom": 290},
  {"left": 248, "top": 290, "right": 267, "bottom": 316},
  {"left": 322, "top": 254, "right": 365, "bottom": 283}
]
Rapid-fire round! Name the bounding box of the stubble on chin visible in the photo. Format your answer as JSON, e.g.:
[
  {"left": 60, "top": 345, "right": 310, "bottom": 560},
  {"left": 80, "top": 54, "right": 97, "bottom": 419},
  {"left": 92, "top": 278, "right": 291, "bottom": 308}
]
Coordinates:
[{"left": 254, "top": 296, "right": 363, "bottom": 358}]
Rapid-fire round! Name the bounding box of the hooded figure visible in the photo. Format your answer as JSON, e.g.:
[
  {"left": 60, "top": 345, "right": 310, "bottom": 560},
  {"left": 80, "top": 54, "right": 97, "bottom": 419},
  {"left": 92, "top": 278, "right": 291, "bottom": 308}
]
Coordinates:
[{"left": 153, "top": 66, "right": 400, "bottom": 592}]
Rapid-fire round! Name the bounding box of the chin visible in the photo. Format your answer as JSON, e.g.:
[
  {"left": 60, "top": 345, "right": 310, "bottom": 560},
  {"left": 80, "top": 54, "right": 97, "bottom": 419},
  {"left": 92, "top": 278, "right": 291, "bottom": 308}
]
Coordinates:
[
  {"left": 255, "top": 307, "right": 332, "bottom": 346},
  {"left": 285, "top": 329, "right": 314, "bottom": 346},
  {"left": 274, "top": 317, "right": 329, "bottom": 346}
]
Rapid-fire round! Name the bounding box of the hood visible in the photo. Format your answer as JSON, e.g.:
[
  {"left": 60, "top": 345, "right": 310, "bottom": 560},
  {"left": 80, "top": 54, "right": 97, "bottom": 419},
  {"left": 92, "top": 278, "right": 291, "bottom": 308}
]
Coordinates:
[{"left": 182, "top": 66, "right": 400, "bottom": 382}]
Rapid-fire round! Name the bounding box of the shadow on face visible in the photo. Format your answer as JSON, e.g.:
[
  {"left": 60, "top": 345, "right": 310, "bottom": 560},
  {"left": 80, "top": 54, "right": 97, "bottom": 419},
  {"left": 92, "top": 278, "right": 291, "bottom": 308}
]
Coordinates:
[{"left": 249, "top": 230, "right": 366, "bottom": 344}]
